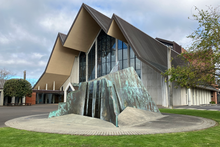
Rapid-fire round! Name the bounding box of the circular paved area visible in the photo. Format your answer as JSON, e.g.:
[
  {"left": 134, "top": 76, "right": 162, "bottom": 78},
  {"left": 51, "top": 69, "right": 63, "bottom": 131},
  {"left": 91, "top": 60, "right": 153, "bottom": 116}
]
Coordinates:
[{"left": 5, "top": 113, "right": 216, "bottom": 136}]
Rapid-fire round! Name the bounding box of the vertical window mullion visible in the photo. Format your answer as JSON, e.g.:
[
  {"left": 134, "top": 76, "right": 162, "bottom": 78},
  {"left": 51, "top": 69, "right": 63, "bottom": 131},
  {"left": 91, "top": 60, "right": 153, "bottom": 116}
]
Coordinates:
[
  {"left": 135, "top": 54, "right": 136, "bottom": 70},
  {"left": 95, "top": 38, "right": 97, "bottom": 79},
  {"left": 122, "top": 41, "right": 123, "bottom": 69},
  {"left": 116, "top": 39, "right": 118, "bottom": 63},
  {"left": 128, "top": 45, "right": 130, "bottom": 67},
  {"left": 86, "top": 52, "right": 88, "bottom": 82}
]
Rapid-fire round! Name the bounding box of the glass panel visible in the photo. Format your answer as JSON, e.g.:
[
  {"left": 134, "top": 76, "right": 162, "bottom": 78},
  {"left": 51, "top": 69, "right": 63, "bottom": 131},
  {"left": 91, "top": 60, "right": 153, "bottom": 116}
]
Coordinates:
[
  {"left": 123, "top": 43, "right": 128, "bottom": 60},
  {"left": 130, "top": 58, "right": 135, "bottom": 69},
  {"left": 102, "top": 63, "right": 106, "bottom": 75},
  {"left": 107, "top": 52, "right": 111, "bottom": 62},
  {"left": 107, "top": 62, "right": 111, "bottom": 74},
  {"left": 111, "top": 47, "right": 115, "bottom": 61},
  {"left": 119, "top": 61, "right": 123, "bottom": 70},
  {"left": 123, "top": 48, "right": 127, "bottom": 60},
  {"left": 111, "top": 61, "right": 115, "bottom": 70},
  {"left": 79, "top": 52, "right": 86, "bottom": 82},
  {"left": 130, "top": 47, "right": 135, "bottom": 58},
  {"left": 118, "top": 49, "right": 122, "bottom": 60},
  {"left": 88, "top": 43, "right": 96, "bottom": 81},
  {"left": 97, "top": 57, "right": 102, "bottom": 77},
  {"left": 136, "top": 58, "right": 141, "bottom": 69},
  {"left": 97, "top": 30, "right": 116, "bottom": 77},
  {"left": 123, "top": 59, "right": 128, "bottom": 69},
  {"left": 136, "top": 69, "right": 141, "bottom": 79},
  {"left": 118, "top": 40, "right": 123, "bottom": 49}
]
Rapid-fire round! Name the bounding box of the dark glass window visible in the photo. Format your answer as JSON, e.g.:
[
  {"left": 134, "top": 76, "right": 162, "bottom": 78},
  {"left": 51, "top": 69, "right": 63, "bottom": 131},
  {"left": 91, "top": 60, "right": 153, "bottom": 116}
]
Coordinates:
[
  {"left": 130, "top": 48, "right": 141, "bottom": 79},
  {"left": 97, "top": 30, "right": 116, "bottom": 77},
  {"left": 79, "top": 52, "right": 86, "bottom": 82},
  {"left": 118, "top": 40, "right": 128, "bottom": 70},
  {"left": 88, "top": 43, "right": 95, "bottom": 81}
]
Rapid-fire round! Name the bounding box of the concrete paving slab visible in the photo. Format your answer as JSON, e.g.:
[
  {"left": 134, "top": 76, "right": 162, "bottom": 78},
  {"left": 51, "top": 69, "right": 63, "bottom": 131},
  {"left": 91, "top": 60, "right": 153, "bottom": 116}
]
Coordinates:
[{"left": 5, "top": 112, "right": 216, "bottom": 136}]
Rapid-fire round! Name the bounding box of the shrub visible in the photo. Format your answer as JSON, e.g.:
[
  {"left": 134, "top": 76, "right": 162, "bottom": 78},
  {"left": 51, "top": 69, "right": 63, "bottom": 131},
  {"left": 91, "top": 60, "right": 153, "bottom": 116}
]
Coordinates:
[
  {"left": 210, "top": 101, "right": 215, "bottom": 104},
  {"left": 4, "top": 79, "right": 32, "bottom": 98}
]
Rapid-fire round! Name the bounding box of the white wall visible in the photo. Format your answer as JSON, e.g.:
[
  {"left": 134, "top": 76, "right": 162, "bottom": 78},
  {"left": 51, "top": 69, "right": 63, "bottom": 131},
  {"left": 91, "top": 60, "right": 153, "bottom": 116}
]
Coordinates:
[
  {"left": 190, "top": 88, "right": 211, "bottom": 105},
  {"left": 141, "top": 62, "right": 212, "bottom": 106},
  {"left": 61, "top": 56, "right": 79, "bottom": 91},
  {"left": 141, "top": 63, "right": 165, "bottom": 105}
]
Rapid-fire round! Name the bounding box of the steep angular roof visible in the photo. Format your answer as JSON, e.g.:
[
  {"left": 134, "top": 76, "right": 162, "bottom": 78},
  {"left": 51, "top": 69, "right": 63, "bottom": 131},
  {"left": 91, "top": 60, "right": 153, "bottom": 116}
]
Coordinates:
[
  {"left": 111, "top": 14, "right": 168, "bottom": 72},
  {"left": 83, "top": 4, "right": 111, "bottom": 33}
]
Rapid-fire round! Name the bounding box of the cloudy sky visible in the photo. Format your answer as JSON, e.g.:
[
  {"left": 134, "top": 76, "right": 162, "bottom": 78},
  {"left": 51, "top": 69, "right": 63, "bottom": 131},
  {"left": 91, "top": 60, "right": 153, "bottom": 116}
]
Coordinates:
[{"left": 0, "top": 0, "right": 219, "bottom": 85}]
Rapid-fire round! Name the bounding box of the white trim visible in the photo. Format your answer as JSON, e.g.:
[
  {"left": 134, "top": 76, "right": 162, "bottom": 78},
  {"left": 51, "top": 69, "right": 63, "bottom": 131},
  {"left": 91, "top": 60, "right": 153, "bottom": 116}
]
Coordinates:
[{"left": 64, "top": 82, "right": 75, "bottom": 102}]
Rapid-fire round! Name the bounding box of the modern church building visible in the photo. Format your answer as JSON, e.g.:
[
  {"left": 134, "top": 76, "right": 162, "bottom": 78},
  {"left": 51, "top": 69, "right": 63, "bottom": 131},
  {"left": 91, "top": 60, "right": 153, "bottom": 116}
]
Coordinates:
[{"left": 32, "top": 3, "right": 218, "bottom": 107}]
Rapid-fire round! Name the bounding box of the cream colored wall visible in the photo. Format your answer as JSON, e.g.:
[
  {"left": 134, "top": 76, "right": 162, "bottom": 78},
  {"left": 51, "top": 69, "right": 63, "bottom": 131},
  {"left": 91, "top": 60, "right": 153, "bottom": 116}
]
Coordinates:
[
  {"left": 46, "top": 38, "right": 79, "bottom": 75},
  {"left": 61, "top": 56, "right": 79, "bottom": 91},
  {"left": 107, "top": 19, "right": 127, "bottom": 43}
]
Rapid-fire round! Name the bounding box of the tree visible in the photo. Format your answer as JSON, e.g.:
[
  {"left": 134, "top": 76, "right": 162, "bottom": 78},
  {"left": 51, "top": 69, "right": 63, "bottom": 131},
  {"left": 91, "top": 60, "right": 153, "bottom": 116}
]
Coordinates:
[
  {"left": 163, "top": 6, "right": 220, "bottom": 88},
  {"left": 0, "top": 68, "right": 15, "bottom": 88},
  {"left": 3, "top": 79, "right": 32, "bottom": 99}
]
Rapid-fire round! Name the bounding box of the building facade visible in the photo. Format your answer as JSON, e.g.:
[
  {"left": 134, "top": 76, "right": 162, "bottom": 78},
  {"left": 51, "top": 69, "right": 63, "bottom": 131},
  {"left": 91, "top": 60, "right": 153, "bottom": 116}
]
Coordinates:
[{"left": 32, "top": 3, "right": 218, "bottom": 106}]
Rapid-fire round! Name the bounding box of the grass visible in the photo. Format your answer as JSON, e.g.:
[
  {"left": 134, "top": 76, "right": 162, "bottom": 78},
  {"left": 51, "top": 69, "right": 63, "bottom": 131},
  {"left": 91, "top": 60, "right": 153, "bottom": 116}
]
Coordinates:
[{"left": 0, "top": 109, "right": 220, "bottom": 147}]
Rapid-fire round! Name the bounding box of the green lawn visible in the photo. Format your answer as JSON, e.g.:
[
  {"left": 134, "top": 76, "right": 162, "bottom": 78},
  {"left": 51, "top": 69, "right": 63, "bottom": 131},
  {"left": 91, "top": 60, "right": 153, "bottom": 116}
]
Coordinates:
[{"left": 0, "top": 109, "right": 220, "bottom": 147}]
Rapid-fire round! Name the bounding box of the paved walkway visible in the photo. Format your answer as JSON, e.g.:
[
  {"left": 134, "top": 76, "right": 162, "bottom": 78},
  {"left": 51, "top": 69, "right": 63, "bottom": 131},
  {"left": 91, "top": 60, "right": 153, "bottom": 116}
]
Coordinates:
[{"left": 5, "top": 112, "right": 216, "bottom": 136}]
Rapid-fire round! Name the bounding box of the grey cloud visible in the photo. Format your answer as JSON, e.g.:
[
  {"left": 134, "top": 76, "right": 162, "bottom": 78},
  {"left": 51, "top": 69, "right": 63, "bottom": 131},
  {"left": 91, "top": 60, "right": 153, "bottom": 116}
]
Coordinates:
[{"left": 0, "top": 0, "right": 219, "bottom": 83}]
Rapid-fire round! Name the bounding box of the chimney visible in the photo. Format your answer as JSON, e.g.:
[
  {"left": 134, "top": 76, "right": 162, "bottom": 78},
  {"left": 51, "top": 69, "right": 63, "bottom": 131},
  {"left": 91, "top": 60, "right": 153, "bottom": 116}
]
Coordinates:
[{"left": 24, "top": 70, "right": 26, "bottom": 80}]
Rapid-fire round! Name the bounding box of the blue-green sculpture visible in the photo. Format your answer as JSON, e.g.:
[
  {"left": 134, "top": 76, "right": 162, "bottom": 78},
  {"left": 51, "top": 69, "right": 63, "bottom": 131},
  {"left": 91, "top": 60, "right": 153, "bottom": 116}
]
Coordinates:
[{"left": 49, "top": 67, "right": 160, "bottom": 126}]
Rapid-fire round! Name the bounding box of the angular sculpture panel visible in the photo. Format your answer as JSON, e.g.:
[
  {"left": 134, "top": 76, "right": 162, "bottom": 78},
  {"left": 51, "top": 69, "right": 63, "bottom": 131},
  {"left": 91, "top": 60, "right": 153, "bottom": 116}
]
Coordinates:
[{"left": 49, "top": 67, "right": 160, "bottom": 126}]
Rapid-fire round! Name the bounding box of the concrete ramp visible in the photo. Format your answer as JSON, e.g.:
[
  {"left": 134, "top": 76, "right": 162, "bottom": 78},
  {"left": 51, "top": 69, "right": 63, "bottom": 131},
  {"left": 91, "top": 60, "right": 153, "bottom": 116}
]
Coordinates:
[{"left": 118, "top": 107, "right": 165, "bottom": 127}]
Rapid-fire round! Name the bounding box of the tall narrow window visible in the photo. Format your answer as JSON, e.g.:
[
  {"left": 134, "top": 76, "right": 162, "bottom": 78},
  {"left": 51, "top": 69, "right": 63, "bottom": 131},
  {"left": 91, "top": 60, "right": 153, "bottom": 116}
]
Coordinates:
[
  {"left": 79, "top": 52, "right": 86, "bottom": 82},
  {"left": 118, "top": 40, "right": 128, "bottom": 70},
  {"left": 88, "top": 43, "right": 95, "bottom": 81},
  {"left": 97, "top": 30, "right": 116, "bottom": 77},
  {"left": 130, "top": 48, "right": 141, "bottom": 78}
]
